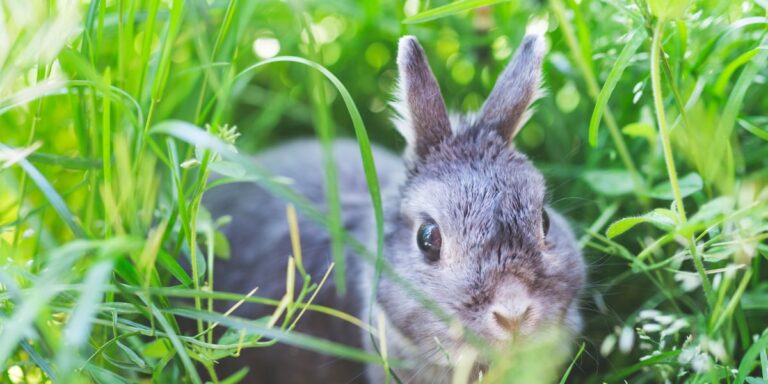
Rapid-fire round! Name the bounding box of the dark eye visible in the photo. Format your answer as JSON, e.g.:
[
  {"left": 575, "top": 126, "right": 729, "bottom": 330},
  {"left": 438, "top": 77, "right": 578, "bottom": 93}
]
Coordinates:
[
  {"left": 542, "top": 209, "right": 550, "bottom": 235},
  {"left": 416, "top": 220, "right": 442, "bottom": 262}
]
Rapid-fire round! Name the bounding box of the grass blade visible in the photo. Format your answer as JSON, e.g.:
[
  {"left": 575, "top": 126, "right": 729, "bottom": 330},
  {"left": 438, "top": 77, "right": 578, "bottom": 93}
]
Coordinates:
[
  {"left": 588, "top": 28, "right": 645, "bottom": 147},
  {"left": 737, "top": 331, "right": 768, "bottom": 384},
  {"left": 704, "top": 36, "right": 768, "bottom": 183},
  {"left": 559, "top": 342, "right": 586, "bottom": 384},
  {"left": 146, "top": 301, "right": 202, "bottom": 384},
  {"left": 0, "top": 143, "right": 87, "bottom": 238},
  {"left": 230, "top": 56, "right": 385, "bottom": 296},
  {"left": 170, "top": 307, "right": 387, "bottom": 365},
  {"left": 57, "top": 260, "right": 115, "bottom": 380},
  {"left": 403, "top": 0, "right": 510, "bottom": 24},
  {"left": 739, "top": 119, "right": 768, "bottom": 141}
]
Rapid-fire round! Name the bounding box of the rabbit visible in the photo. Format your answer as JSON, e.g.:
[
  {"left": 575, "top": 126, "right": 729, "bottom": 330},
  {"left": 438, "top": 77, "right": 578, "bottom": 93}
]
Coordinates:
[{"left": 202, "top": 31, "right": 586, "bottom": 383}]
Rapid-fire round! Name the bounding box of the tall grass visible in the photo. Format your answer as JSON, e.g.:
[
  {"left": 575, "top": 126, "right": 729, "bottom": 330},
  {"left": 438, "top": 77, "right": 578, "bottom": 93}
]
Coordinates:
[{"left": 1, "top": 0, "right": 767, "bottom": 383}]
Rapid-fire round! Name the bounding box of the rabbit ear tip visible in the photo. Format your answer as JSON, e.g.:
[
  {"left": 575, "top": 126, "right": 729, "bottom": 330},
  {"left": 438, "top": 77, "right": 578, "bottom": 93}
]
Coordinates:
[
  {"left": 525, "top": 21, "right": 547, "bottom": 52},
  {"left": 398, "top": 36, "right": 420, "bottom": 52},
  {"left": 525, "top": 18, "right": 548, "bottom": 37},
  {"left": 522, "top": 33, "right": 546, "bottom": 56},
  {"left": 397, "top": 36, "right": 426, "bottom": 68}
]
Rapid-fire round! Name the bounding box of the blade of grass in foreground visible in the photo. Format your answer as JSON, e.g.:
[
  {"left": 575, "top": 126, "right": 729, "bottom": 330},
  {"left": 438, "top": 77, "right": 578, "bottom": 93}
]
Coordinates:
[
  {"left": 229, "top": 56, "right": 385, "bottom": 298},
  {"left": 0, "top": 78, "right": 144, "bottom": 132},
  {"left": 402, "top": 0, "right": 509, "bottom": 24},
  {"left": 56, "top": 260, "right": 114, "bottom": 381},
  {"left": 146, "top": 302, "right": 202, "bottom": 384},
  {"left": 20, "top": 340, "right": 56, "bottom": 381},
  {"left": 170, "top": 308, "right": 388, "bottom": 366},
  {"left": 736, "top": 331, "right": 768, "bottom": 384},
  {"left": 148, "top": 122, "right": 459, "bottom": 340},
  {"left": 298, "top": 11, "right": 347, "bottom": 296},
  {"left": 559, "top": 342, "right": 586, "bottom": 384},
  {"left": 0, "top": 239, "right": 134, "bottom": 364}
]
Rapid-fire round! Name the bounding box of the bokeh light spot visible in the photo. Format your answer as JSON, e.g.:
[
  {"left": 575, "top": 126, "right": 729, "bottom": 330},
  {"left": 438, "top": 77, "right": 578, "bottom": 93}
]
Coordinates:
[
  {"left": 555, "top": 81, "right": 580, "bottom": 113},
  {"left": 451, "top": 58, "right": 475, "bottom": 85},
  {"left": 253, "top": 37, "right": 280, "bottom": 59},
  {"left": 365, "top": 42, "right": 391, "bottom": 70}
]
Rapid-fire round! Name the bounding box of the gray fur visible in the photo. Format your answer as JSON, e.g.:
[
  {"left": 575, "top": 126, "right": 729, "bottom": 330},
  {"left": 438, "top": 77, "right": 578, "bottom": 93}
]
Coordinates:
[
  {"left": 202, "top": 32, "right": 585, "bottom": 383},
  {"left": 393, "top": 36, "right": 452, "bottom": 166},
  {"left": 479, "top": 34, "right": 545, "bottom": 141}
]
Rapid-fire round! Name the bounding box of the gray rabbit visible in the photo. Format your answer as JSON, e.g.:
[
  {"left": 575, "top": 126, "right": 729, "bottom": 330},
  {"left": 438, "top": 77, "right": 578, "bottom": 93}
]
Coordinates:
[{"left": 203, "top": 31, "right": 585, "bottom": 383}]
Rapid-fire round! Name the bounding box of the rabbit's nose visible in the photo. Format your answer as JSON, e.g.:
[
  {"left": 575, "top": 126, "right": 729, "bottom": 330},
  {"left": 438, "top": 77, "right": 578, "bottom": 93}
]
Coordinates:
[{"left": 491, "top": 305, "right": 531, "bottom": 333}]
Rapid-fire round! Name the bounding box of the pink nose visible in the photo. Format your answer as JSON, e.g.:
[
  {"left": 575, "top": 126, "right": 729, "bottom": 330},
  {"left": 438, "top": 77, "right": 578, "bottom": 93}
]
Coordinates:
[{"left": 492, "top": 305, "right": 531, "bottom": 333}]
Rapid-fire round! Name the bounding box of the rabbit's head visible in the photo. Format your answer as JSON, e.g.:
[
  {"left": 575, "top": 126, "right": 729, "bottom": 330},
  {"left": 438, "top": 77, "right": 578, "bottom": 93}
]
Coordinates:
[{"left": 379, "top": 32, "right": 584, "bottom": 362}]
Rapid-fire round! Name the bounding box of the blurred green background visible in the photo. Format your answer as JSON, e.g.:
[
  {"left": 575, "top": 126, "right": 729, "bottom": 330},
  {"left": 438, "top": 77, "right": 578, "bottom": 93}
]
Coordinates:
[{"left": 1, "top": 0, "right": 767, "bottom": 383}]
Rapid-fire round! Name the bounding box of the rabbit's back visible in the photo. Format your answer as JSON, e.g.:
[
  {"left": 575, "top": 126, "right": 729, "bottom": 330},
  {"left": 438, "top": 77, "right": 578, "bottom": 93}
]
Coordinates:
[{"left": 202, "top": 138, "right": 403, "bottom": 383}]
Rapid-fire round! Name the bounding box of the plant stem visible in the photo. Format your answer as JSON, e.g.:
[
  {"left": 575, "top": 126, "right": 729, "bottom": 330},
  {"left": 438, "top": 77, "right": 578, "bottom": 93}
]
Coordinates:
[
  {"left": 650, "top": 22, "right": 685, "bottom": 222},
  {"left": 650, "top": 19, "right": 715, "bottom": 308}
]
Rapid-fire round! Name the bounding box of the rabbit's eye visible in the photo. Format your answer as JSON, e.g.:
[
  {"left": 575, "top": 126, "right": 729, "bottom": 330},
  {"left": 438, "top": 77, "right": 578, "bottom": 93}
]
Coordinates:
[
  {"left": 417, "top": 220, "right": 442, "bottom": 262},
  {"left": 542, "top": 210, "right": 550, "bottom": 236}
]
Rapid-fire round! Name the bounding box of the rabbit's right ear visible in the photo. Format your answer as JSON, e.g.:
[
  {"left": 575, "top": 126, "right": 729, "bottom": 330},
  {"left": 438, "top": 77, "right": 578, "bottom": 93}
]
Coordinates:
[
  {"left": 392, "top": 36, "right": 451, "bottom": 163},
  {"left": 478, "top": 33, "right": 545, "bottom": 143}
]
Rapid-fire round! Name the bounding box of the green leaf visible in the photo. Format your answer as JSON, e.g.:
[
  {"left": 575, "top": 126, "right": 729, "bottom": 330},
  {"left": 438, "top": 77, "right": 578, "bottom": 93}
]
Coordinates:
[
  {"left": 622, "top": 122, "right": 656, "bottom": 142},
  {"left": 690, "top": 196, "right": 735, "bottom": 224},
  {"left": 741, "top": 292, "right": 768, "bottom": 310},
  {"left": 220, "top": 367, "right": 250, "bottom": 384},
  {"left": 62, "top": 260, "right": 113, "bottom": 345},
  {"left": 142, "top": 339, "right": 172, "bottom": 359},
  {"left": 606, "top": 209, "right": 677, "bottom": 238},
  {"left": 739, "top": 118, "right": 768, "bottom": 141},
  {"left": 714, "top": 48, "right": 764, "bottom": 96},
  {"left": 648, "top": 0, "right": 690, "bottom": 20},
  {"left": 156, "top": 250, "right": 193, "bottom": 286},
  {"left": 218, "top": 323, "right": 268, "bottom": 345},
  {"left": 559, "top": 342, "right": 586, "bottom": 384},
  {"left": 649, "top": 173, "right": 702, "bottom": 200},
  {"left": 702, "top": 35, "right": 768, "bottom": 190},
  {"left": 606, "top": 350, "right": 682, "bottom": 381},
  {"left": 582, "top": 169, "right": 635, "bottom": 196},
  {"left": 213, "top": 230, "right": 231, "bottom": 260},
  {"left": 116, "top": 341, "right": 147, "bottom": 369},
  {"left": 589, "top": 28, "right": 645, "bottom": 146},
  {"left": 114, "top": 256, "right": 142, "bottom": 286},
  {"left": 27, "top": 152, "right": 102, "bottom": 169},
  {"left": 736, "top": 331, "right": 768, "bottom": 384},
  {"left": 84, "top": 364, "right": 131, "bottom": 384},
  {"left": 606, "top": 217, "right": 647, "bottom": 238},
  {"left": 146, "top": 302, "right": 202, "bottom": 384},
  {"left": 402, "top": 0, "right": 510, "bottom": 24},
  {"left": 209, "top": 160, "right": 246, "bottom": 178},
  {"left": 19, "top": 340, "right": 57, "bottom": 381}
]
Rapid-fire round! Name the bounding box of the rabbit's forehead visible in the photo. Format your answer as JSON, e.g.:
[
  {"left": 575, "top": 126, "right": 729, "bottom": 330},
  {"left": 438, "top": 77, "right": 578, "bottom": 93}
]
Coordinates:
[{"left": 402, "top": 159, "right": 545, "bottom": 232}]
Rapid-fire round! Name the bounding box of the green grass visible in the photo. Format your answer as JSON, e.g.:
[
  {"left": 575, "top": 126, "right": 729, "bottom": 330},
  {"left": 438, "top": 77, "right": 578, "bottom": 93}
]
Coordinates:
[{"left": 1, "top": 0, "right": 767, "bottom": 383}]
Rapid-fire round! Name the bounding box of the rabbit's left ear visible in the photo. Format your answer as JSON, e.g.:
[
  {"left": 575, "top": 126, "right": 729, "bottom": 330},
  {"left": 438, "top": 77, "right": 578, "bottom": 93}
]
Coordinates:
[
  {"left": 479, "top": 33, "right": 545, "bottom": 142},
  {"left": 392, "top": 36, "right": 452, "bottom": 163}
]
